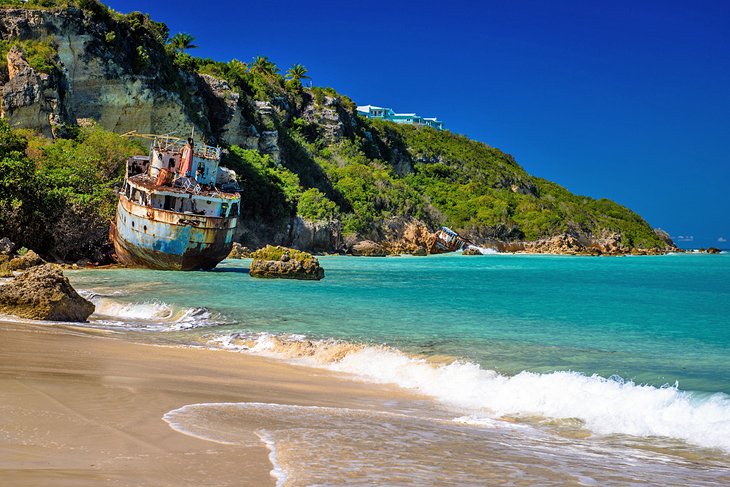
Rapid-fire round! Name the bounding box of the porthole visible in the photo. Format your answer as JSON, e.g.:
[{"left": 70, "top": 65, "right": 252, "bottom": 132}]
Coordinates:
[
  {"left": 132, "top": 221, "right": 135, "bottom": 228},
  {"left": 144, "top": 225, "right": 147, "bottom": 232}
]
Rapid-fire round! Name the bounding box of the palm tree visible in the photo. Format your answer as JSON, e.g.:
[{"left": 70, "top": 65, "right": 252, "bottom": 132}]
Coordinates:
[
  {"left": 226, "top": 59, "right": 247, "bottom": 79},
  {"left": 169, "top": 33, "right": 198, "bottom": 55},
  {"left": 250, "top": 55, "right": 279, "bottom": 76},
  {"left": 286, "top": 64, "right": 310, "bottom": 82}
]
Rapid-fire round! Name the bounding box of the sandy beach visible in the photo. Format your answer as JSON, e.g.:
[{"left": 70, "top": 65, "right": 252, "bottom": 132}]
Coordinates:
[{"left": 0, "top": 321, "right": 422, "bottom": 486}]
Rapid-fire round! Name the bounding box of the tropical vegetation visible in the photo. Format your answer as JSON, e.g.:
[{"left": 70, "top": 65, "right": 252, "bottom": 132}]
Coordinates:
[{"left": 0, "top": 0, "right": 669, "bottom": 260}]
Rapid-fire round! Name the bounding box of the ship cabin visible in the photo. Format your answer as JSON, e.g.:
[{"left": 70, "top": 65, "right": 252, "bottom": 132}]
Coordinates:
[
  {"left": 122, "top": 136, "right": 241, "bottom": 220},
  {"left": 121, "top": 179, "right": 240, "bottom": 219}
]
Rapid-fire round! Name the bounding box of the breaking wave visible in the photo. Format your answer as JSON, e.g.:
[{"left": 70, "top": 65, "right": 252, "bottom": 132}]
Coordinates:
[
  {"left": 209, "top": 332, "right": 730, "bottom": 452},
  {"left": 83, "top": 293, "right": 229, "bottom": 331}
]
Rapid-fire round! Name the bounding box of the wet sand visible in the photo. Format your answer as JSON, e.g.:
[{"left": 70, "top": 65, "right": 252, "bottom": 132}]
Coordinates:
[{"left": 0, "top": 321, "right": 423, "bottom": 486}]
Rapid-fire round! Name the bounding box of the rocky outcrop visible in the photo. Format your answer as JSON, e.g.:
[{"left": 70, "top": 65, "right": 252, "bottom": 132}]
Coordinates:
[
  {"left": 462, "top": 247, "right": 482, "bottom": 255},
  {"left": 504, "top": 234, "right": 585, "bottom": 255},
  {"left": 380, "top": 221, "right": 432, "bottom": 255},
  {"left": 289, "top": 217, "right": 342, "bottom": 253},
  {"left": 706, "top": 247, "right": 722, "bottom": 254},
  {"left": 8, "top": 249, "right": 45, "bottom": 271},
  {"left": 1, "top": 45, "right": 69, "bottom": 137},
  {"left": 227, "top": 242, "right": 252, "bottom": 259},
  {"left": 350, "top": 240, "right": 387, "bottom": 257},
  {"left": 491, "top": 232, "right": 674, "bottom": 256},
  {"left": 198, "top": 74, "right": 259, "bottom": 149},
  {"left": 249, "top": 245, "right": 324, "bottom": 280},
  {"left": 1, "top": 8, "right": 191, "bottom": 137},
  {"left": 0, "top": 264, "right": 95, "bottom": 321},
  {"left": 654, "top": 228, "right": 677, "bottom": 249},
  {"left": 299, "top": 92, "right": 357, "bottom": 143}
]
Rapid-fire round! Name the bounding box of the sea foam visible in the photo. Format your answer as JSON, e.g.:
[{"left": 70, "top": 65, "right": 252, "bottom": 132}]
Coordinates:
[
  {"left": 212, "top": 332, "right": 730, "bottom": 452},
  {"left": 87, "top": 294, "right": 228, "bottom": 330}
]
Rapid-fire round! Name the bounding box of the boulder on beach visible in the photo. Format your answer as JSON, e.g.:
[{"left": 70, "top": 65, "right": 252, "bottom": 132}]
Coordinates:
[
  {"left": 249, "top": 245, "right": 324, "bottom": 280},
  {"left": 0, "top": 264, "right": 95, "bottom": 321},
  {"left": 706, "top": 247, "right": 721, "bottom": 254},
  {"left": 462, "top": 247, "right": 483, "bottom": 256},
  {"left": 350, "top": 240, "right": 387, "bottom": 257}
]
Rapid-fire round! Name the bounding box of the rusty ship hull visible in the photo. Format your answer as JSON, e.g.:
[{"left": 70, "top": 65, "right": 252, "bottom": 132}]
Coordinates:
[
  {"left": 111, "top": 134, "right": 241, "bottom": 271},
  {"left": 111, "top": 197, "right": 236, "bottom": 271}
]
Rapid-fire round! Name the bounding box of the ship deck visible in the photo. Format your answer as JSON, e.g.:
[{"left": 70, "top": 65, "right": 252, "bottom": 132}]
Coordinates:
[{"left": 128, "top": 175, "right": 240, "bottom": 200}]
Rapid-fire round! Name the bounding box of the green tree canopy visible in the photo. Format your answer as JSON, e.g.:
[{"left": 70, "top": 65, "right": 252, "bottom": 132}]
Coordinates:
[
  {"left": 286, "top": 64, "right": 310, "bottom": 82},
  {"left": 250, "top": 55, "right": 279, "bottom": 77},
  {"left": 168, "top": 32, "right": 197, "bottom": 54}
]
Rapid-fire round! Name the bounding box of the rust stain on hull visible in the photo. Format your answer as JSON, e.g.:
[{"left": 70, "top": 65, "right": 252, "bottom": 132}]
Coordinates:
[{"left": 112, "top": 197, "right": 236, "bottom": 271}]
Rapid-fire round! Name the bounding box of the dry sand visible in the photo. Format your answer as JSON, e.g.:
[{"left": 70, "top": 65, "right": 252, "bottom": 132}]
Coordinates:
[{"left": 0, "top": 321, "right": 421, "bottom": 486}]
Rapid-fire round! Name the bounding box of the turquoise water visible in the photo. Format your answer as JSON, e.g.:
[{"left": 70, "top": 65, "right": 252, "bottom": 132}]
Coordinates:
[
  {"left": 72, "top": 253, "right": 730, "bottom": 394},
  {"left": 66, "top": 253, "right": 730, "bottom": 482}
]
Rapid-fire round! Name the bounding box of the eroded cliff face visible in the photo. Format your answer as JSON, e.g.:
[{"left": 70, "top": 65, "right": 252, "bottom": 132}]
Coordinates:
[
  {"left": 2, "top": 9, "right": 184, "bottom": 136},
  {"left": 1, "top": 44, "right": 68, "bottom": 137},
  {"left": 0, "top": 8, "right": 352, "bottom": 149},
  {"left": 0, "top": 8, "right": 285, "bottom": 152}
]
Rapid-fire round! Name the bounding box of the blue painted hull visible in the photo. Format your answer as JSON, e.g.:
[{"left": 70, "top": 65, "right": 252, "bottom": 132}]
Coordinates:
[{"left": 112, "top": 196, "right": 236, "bottom": 271}]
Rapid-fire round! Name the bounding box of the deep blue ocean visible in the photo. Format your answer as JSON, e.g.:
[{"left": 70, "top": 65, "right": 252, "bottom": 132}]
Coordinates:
[{"left": 69, "top": 253, "right": 730, "bottom": 456}]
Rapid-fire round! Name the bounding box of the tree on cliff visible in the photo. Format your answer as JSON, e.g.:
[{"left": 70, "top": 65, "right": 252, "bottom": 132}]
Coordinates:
[
  {"left": 250, "top": 56, "right": 280, "bottom": 77},
  {"left": 286, "top": 64, "right": 310, "bottom": 82},
  {"left": 168, "top": 32, "right": 197, "bottom": 54}
]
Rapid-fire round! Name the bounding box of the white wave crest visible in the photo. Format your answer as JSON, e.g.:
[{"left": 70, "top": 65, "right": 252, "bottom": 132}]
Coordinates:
[
  {"left": 88, "top": 295, "right": 228, "bottom": 331},
  {"left": 212, "top": 332, "right": 730, "bottom": 452},
  {"left": 335, "top": 348, "right": 730, "bottom": 451}
]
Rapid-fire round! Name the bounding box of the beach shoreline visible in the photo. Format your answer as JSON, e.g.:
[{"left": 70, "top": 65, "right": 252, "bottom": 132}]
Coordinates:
[{"left": 0, "top": 321, "right": 424, "bottom": 486}]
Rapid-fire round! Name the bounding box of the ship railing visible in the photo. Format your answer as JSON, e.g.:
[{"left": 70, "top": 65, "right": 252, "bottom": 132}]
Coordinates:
[
  {"left": 181, "top": 178, "right": 203, "bottom": 194},
  {"left": 121, "top": 131, "right": 221, "bottom": 161}
]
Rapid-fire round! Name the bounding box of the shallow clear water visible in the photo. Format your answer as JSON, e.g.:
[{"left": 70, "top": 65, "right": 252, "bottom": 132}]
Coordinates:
[
  {"left": 68, "top": 253, "right": 730, "bottom": 484},
  {"left": 72, "top": 253, "right": 730, "bottom": 392}
]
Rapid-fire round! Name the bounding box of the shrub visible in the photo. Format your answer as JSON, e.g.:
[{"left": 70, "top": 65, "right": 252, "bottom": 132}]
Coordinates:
[{"left": 297, "top": 188, "right": 338, "bottom": 221}]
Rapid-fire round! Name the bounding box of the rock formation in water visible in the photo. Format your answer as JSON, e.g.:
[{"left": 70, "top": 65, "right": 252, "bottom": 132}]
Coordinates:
[
  {"left": 227, "top": 242, "right": 252, "bottom": 259},
  {"left": 0, "top": 264, "right": 95, "bottom": 321},
  {"left": 249, "top": 245, "right": 324, "bottom": 280}
]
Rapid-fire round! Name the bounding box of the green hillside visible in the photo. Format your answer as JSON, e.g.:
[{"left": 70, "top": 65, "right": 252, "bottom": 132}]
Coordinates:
[{"left": 0, "top": 0, "right": 670, "bottom": 260}]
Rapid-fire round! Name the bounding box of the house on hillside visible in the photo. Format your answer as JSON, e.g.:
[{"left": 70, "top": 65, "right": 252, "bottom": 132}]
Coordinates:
[{"left": 356, "top": 105, "right": 444, "bottom": 130}]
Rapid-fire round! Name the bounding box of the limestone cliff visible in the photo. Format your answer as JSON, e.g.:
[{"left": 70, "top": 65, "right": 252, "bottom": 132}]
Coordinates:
[{"left": 0, "top": 8, "right": 260, "bottom": 148}]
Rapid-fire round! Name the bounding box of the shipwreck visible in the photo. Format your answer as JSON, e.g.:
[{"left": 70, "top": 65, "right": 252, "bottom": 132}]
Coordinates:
[
  {"left": 110, "top": 134, "right": 241, "bottom": 270},
  {"left": 427, "top": 226, "right": 473, "bottom": 254}
]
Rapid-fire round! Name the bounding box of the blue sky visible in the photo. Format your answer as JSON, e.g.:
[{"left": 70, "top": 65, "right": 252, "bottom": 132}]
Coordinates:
[{"left": 107, "top": 0, "right": 729, "bottom": 248}]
